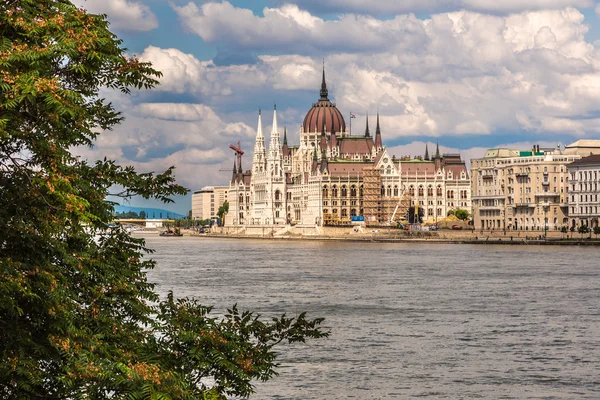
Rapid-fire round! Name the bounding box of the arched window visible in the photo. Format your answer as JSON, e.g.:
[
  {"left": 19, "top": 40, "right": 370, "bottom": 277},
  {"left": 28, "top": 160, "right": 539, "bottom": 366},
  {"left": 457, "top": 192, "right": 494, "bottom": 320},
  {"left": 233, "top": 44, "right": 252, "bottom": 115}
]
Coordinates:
[
  {"left": 359, "top": 185, "right": 364, "bottom": 197},
  {"left": 341, "top": 209, "right": 347, "bottom": 217},
  {"left": 350, "top": 185, "right": 357, "bottom": 197},
  {"left": 381, "top": 185, "right": 385, "bottom": 195},
  {"left": 437, "top": 185, "right": 442, "bottom": 196},
  {"left": 332, "top": 185, "right": 338, "bottom": 197},
  {"left": 275, "top": 190, "right": 281, "bottom": 201},
  {"left": 323, "top": 185, "right": 328, "bottom": 198},
  {"left": 239, "top": 194, "right": 244, "bottom": 204},
  {"left": 387, "top": 185, "right": 392, "bottom": 196},
  {"left": 393, "top": 185, "right": 399, "bottom": 196},
  {"left": 418, "top": 186, "right": 424, "bottom": 197},
  {"left": 332, "top": 208, "right": 338, "bottom": 215},
  {"left": 341, "top": 185, "right": 347, "bottom": 197},
  {"left": 427, "top": 186, "right": 433, "bottom": 197},
  {"left": 386, "top": 166, "right": 391, "bottom": 175},
  {"left": 409, "top": 186, "right": 415, "bottom": 196},
  {"left": 351, "top": 209, "right": 357, "bottom": 216}
]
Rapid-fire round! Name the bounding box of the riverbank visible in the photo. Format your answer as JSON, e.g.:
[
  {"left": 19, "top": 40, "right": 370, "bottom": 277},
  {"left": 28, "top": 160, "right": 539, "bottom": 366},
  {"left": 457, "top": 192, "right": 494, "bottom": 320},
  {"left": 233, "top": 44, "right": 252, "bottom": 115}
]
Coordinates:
[{"left": 141, "top": 227, "right": 600, "bottom": 246}]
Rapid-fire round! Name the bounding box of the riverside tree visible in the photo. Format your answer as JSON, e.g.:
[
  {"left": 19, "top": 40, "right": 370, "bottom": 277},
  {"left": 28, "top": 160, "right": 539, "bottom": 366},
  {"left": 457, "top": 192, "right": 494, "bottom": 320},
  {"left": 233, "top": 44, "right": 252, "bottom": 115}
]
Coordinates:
[{"left": 0, "top": 1, "right": 327, "bottom": 399}]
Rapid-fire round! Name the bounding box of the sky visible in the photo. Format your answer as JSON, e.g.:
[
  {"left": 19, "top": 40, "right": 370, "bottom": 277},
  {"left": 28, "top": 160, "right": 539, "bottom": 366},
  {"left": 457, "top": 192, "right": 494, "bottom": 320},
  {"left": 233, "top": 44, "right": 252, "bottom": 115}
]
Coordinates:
[{"left": 72, "top": 0, "right": 600, "bottom": 214}]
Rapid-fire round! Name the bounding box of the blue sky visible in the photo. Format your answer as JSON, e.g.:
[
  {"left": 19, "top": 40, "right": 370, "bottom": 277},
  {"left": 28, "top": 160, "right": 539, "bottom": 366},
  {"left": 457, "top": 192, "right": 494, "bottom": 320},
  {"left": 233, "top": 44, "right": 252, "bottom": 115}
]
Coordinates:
[{"left": 73, "top": 0, "right": 600, "bottom": 214}]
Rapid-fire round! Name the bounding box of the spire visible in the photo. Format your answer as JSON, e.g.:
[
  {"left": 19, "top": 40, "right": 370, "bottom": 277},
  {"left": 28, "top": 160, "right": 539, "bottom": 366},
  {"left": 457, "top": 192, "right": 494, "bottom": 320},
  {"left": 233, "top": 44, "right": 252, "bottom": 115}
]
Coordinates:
[
  {"left": 320, "top": 60, "right": 328, "bottom": 100},
  {"left": 320, "top": 147, "right": 329, "bottom": 173},
  {"left": 232, "top": 158, "right": 237, "bottom": 182},
  {"left": 256, "top": 108, "right": 263, "bottom": 138},
  {"left": 424, "top": 143, "right": 430, "bottom": 161},
  {"left": 365, "top": 113, "right": 370, "bottom": 138},
  {"left": 238, "top": 157, "right": 243, "bottom": 174},
  {"left": 320, "top": 115, "right": 328, "bottom": 150},
  {"left": 375, "top": 111, "right": 382, "bottom": 148},
  {"left": 330, "top": 122, "right": 337, "bottom": 148},
  {"left": 313, "top": 147, "right": 318, "bottom": 161},
  {"left": 282, "top": 127, "right": 289, "bottom": 158},
  {"left": 435, "top": 141, "right": 440, "bottom": 158},
  {"left": 271, "top": 103, "right": 278, "bottom": 136}
]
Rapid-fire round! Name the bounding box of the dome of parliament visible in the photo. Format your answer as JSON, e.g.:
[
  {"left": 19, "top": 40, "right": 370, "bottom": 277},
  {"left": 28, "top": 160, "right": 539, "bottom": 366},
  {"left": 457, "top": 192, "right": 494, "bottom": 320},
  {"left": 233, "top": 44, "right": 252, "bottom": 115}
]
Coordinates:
[{"left": 302, "top": 68, "right": 346, "bottom": 134}]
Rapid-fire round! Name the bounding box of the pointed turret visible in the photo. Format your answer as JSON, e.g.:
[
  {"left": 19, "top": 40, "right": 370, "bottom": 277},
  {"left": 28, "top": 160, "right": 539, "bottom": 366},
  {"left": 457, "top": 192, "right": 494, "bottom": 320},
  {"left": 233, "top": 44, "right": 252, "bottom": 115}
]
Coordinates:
[
  {"left": 330, "top": 123, "right": 337, "bottom": 149},
  {"left": 320, "top": 115, "right": 328, "bottom": 151},
  {"left": 424, "top": 143, "right": 430, "bottom": 161},
  {"left": 268, "top": 104, "right": 283, "bottom": 175},
  {"left": 282, "top": 127, "right": 289, "bottom": 158},
  {"left": 252, "top": 108, "right": 267, "bottom": 174},
  {"left": 320, "top": 60, "right": 328, "bottom": 100},
  {"left": 434, "top": 141, "right": 441, "bottom": 170},
  {"left": 231, "top": 158, "right": 237, "bottom": 183},
  {"left": 375, "top": 111, "right": 382, "bottom": 148},
  {"left": 365, "top": 113, "right": 370, "bottom": 138},
  {"left": 320, "top": 147, "right": 328, "bottom": 173},
  {"left": 312, "top": 147, "right": 318, "bottom": 173}
]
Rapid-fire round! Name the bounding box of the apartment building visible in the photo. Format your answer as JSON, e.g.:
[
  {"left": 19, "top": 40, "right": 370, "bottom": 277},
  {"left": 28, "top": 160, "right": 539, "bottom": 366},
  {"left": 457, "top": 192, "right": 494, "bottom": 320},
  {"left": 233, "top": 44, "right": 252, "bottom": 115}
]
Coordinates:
[
  {"left": 191, "top": 186, "right": 229, "bottom": 220},
  {"left": 566, "top": 154, "right": 600, "bottom": 229},
  {"left": 470, "top": 142, "right": 600, "bottom": 232}
]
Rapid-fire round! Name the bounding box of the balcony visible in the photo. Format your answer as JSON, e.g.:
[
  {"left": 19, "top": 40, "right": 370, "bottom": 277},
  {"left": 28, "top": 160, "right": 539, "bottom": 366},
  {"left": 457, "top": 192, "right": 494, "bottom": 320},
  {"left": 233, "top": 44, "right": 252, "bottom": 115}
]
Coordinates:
[
  {"left": 514, "top": 203, "right": 535, "bottom": 208},
  {"left": 479, "top": 205, "right": 503, "bottom": 211},
  {"left": 535, "top": 191, "right": 559, "bottom": 198},
  {"left": 516, "top": 172, "right": 529, "bottom": 177}
]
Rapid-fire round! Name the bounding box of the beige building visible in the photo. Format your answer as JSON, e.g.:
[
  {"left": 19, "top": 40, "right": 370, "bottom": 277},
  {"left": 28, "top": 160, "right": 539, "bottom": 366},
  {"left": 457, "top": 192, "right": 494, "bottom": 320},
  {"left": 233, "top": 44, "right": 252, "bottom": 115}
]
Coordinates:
[
  {"left": 566, "top": 154, "right": 600, "bottom": 229},
  {"left": 191, "top": 186, "right": 228, "bottom": 220},
  {"left": 471, "top": 142, "right": 600, "bottom": 232}
]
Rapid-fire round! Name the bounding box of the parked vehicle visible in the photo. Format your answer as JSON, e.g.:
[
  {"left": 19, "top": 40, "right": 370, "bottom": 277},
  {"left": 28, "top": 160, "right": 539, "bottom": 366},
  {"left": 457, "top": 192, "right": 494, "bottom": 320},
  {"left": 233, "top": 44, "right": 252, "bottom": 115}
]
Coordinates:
[{"left": 451, "top": 224, "right": 463, "bottom": 230}]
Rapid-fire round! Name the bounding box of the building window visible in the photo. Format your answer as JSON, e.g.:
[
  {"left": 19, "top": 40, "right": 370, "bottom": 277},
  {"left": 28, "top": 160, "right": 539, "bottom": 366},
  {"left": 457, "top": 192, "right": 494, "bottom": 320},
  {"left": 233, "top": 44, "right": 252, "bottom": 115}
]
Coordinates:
[
  {"left": 341, "top": 185, "right": 347, "bottom": 197},
  {"left": 350, "top": 185, "right": 357, "bottom": 197}
]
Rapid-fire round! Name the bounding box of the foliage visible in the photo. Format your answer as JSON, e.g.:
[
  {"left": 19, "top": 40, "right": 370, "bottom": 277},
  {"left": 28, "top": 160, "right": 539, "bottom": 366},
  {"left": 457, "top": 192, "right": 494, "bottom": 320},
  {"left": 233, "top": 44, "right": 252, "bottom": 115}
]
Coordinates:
[
  {"left": 561, "top": 226, "right": 568, "bottom": 233},
  {"left": 578, "top": 225, "right": 590, "bottom": 235},
  {"left": 217, "top": 201, "right": 229, "bottom": 226},
  {"left": 454, "top": 208, "right": 470, "bottom": 220},
  {"left": 594, "top": 226, "right": 600, "bottom": 236},
  {"left": 114, "top": 210, "right": 140, "bottom": 219},
  {"left": 0, "top": 1, "right": 327, "bottom": 398},
  {"left": 139, "top": 210, "right": 146, "bottom": 219},
  {"left": 446, "top": 209, "right": 455, "bottom": 216},
  {"left": 407, "top": 205, "right": 424, "bottom": 224}
]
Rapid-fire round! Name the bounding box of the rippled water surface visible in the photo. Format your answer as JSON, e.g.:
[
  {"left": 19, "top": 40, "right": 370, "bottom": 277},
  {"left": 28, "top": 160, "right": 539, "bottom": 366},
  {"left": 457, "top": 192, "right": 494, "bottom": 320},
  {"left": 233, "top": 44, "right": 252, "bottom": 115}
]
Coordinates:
[{"left": 144, "top": 236, "right": 600, "bottom": 399}]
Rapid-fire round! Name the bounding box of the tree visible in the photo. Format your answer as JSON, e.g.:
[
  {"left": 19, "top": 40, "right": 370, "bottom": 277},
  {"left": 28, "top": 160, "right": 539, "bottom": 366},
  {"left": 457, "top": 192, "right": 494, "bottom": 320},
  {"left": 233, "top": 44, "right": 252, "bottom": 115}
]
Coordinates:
[
  {"left": 139, "top": 210, "right": 146, "bottom": 219},
  {"left": 594, "top": 226, "right": 600, "bottom": 238},
  {"left": 0, "top": 2, "right": 327, "bottom": 398},
  {"left": 578, "top": 224, "right": 589, "bottom": 237},
  {"left": 217, "top": 201, "right": 229, "bottom": 226},
  {"left": 454, "top": 208, "right": 470, "bottom": 220}
]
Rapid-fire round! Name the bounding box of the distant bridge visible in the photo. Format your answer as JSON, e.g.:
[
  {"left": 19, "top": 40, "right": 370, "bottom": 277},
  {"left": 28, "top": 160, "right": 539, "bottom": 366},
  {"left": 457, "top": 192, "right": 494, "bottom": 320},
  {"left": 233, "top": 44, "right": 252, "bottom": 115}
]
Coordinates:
[{"left": 112, "top": 218, "right": 174, "bottom": 227}]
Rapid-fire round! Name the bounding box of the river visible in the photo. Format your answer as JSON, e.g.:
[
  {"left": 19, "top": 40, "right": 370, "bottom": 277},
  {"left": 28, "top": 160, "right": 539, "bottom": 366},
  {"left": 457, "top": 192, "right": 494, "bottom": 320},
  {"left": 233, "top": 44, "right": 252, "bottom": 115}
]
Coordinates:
[{"left": 144, "top": 236, "right": 600, "bottom": 399}]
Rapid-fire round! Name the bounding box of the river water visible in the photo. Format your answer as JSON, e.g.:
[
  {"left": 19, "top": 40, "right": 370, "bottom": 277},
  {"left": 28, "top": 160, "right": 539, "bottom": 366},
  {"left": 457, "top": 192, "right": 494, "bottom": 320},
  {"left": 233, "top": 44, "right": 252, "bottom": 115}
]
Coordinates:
[{"left": 144, "top": 236, "right": 600, "bottom": 399}]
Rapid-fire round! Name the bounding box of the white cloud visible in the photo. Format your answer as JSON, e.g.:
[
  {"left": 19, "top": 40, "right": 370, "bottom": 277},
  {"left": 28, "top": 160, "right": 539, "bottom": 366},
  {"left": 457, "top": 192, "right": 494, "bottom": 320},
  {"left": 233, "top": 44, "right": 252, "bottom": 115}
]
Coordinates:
[
  {"left": 294, "top": 0, "right": 593, "bottom": 14},
  {"left": 73, "top": 0, "right": 158, "bottom": 31}
]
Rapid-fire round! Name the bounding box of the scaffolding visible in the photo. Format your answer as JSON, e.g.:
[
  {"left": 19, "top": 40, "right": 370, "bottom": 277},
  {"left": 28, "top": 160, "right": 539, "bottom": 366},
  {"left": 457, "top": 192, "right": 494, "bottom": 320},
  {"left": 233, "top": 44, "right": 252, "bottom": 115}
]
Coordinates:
[{"left": 362, "top": 167, "right": 381, "bottom": 226}]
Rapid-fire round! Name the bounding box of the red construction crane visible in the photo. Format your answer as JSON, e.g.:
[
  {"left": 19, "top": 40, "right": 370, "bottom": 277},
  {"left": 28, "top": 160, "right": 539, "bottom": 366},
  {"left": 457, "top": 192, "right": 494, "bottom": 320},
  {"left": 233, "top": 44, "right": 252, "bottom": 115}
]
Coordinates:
[{"left": 229, "top": 141, "right": 244, "bottom": 172}]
